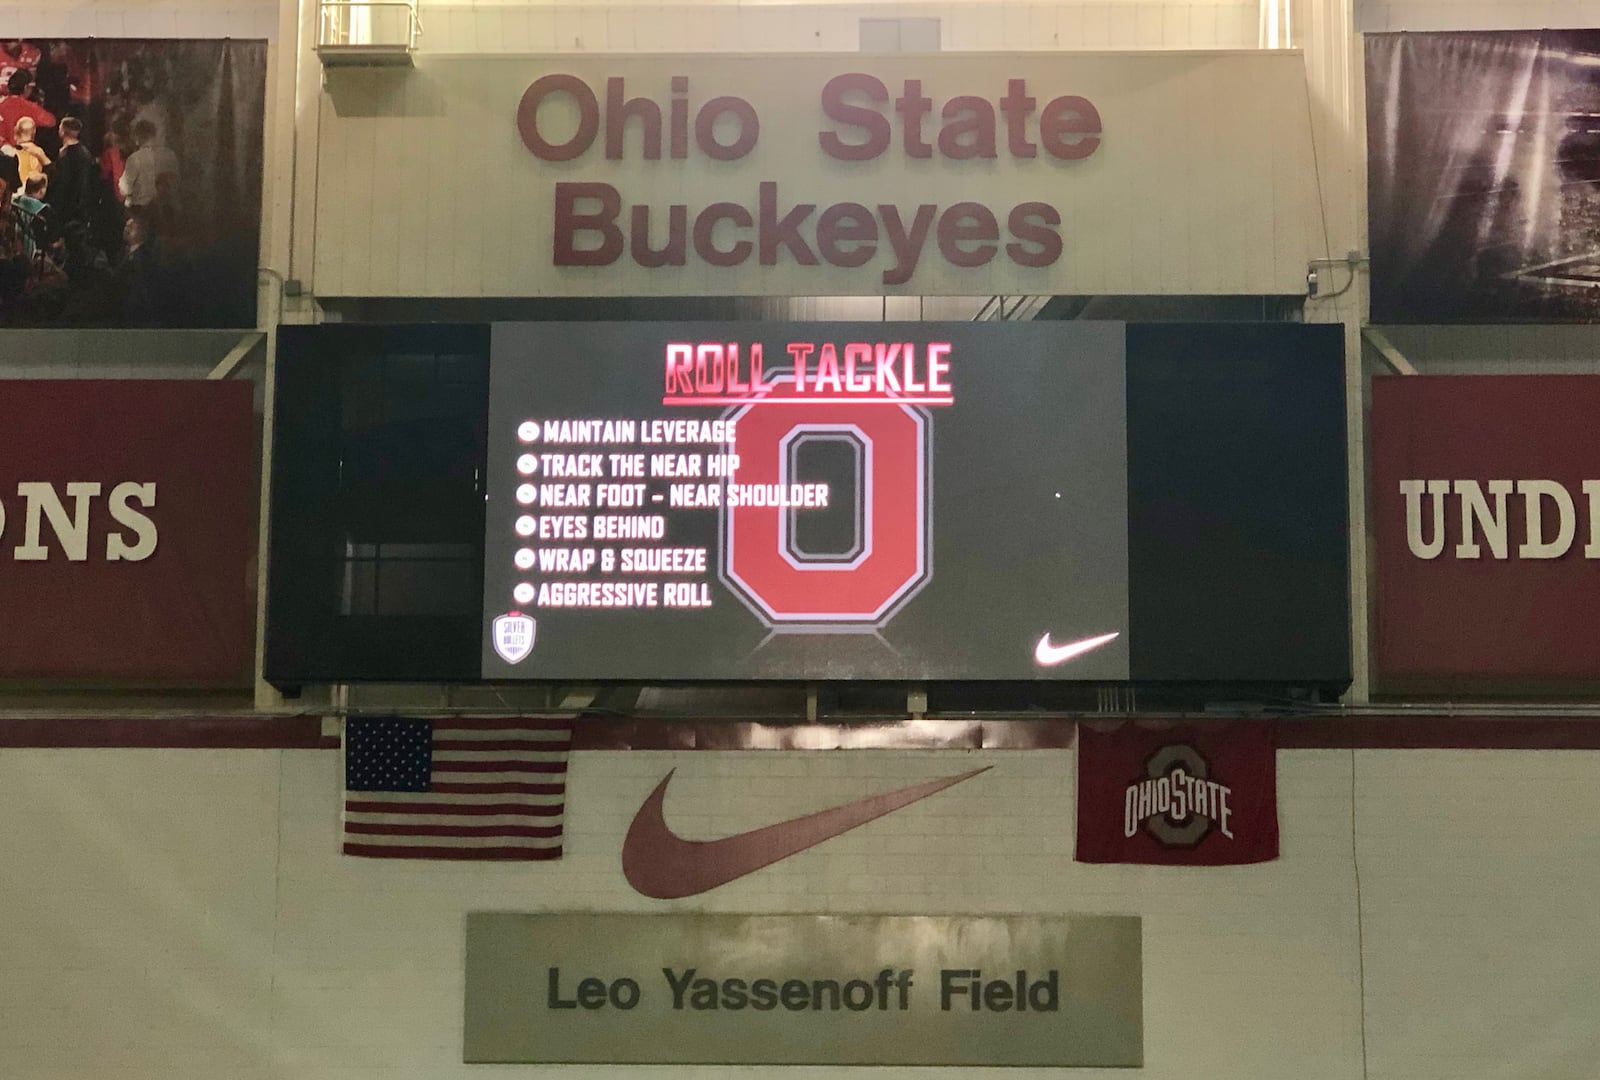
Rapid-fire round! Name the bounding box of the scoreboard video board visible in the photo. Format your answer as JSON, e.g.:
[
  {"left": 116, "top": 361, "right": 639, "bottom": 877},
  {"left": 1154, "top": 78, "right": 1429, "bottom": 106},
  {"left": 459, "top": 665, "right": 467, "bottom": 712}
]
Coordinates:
[
  {"left": 484, "top": 322, "right": 1131, "bottom": 680},
  {"left": 267, "top": 320, "right": 1349, "bottom": 691}
]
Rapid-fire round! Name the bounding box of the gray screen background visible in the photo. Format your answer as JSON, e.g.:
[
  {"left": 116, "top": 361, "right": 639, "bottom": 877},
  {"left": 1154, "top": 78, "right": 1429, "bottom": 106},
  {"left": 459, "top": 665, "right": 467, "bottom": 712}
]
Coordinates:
[{"left": 482, "top": 321, "right": 1128, "bottom": 680}]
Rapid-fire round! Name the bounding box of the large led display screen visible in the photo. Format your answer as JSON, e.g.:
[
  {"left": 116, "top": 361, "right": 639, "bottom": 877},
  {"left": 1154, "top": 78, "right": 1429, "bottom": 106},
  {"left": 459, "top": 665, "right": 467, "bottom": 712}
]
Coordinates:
[
  {"left": 484, "top": 322, "right": 1129, "bottom": 680},
  {"left": 265, "top": 320, "right": 1348, "bottom": 692}
]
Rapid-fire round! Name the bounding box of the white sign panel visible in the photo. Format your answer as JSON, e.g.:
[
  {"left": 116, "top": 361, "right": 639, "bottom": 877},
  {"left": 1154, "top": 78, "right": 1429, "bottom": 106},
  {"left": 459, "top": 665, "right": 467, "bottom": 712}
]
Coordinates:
[
  {"left": 313, "top": 52, "right": 1320, "bottom": 297},
  {"left": 465, "top": 913, "right": 1143, "bottom": 1066}
]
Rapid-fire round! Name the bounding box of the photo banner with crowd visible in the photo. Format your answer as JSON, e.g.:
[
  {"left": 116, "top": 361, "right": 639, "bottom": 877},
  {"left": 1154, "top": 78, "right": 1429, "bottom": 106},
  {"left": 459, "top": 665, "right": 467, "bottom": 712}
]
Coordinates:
[
  {"left": 0, "top": 38, "right": 265, "bottom": 328},
  {"left": 1368, "top": 30, "right": 1600, "bottom": 323}
]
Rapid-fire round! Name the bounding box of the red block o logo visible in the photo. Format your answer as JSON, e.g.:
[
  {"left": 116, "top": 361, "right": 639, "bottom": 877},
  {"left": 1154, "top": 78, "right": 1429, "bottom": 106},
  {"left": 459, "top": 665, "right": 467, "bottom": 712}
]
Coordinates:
[{"left": 721, "top": 392, "right": 930, "bottom": 626}]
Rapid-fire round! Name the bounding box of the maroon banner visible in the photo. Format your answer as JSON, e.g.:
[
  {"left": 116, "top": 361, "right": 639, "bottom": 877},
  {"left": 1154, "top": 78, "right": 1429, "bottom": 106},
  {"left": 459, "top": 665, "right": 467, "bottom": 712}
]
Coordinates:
[
  {"left": 0, "top": 380, "right": 254, "bottom": 681},
  {"left": 1371, "top": 375, "right": 1600, "bottom": 682},
  {"left": 1075, "top": 720, "right": 1278, "bottom": 865}
]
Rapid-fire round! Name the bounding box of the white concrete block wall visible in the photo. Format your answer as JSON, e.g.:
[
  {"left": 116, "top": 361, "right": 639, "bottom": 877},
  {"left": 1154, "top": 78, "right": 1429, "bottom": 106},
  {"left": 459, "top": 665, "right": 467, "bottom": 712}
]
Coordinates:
[
  {"left": 269, "top": 746, "right": 1365, "bottom": 1080},
  {"left": 7, "top": 743, "right": 1600, "bottom": 1078},
  {"left": 1357, "top": 0, "right": 1600, "bottom": 32},
  {"left": 1357, "top": 750, "right": 1600, "bottom": 1080},
  {"left": 2, "top": 1, "right": 1265, "bottom": 53},
  {"left": 6, "top": 1, "right": 279, "bottom": 39},
  {"left": 0, "top": 750, "right": 281, "bottom": 1080},
  {"left": 415, "top": 2, "right": 1262, "bottom": 53}
]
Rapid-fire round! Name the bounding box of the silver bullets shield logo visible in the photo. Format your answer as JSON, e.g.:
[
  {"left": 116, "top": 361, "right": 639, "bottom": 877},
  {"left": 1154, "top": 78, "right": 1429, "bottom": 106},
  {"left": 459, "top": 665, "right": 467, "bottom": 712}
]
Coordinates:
[{"left": 492, "top": 611, "right": 537, "bottom": 664}]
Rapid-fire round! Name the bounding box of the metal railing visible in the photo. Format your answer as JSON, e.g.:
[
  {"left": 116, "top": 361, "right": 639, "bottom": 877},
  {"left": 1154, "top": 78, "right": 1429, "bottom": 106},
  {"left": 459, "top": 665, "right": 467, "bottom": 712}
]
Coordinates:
[{"left": 317, "top": 0, "right": 422, "bottom": 53}]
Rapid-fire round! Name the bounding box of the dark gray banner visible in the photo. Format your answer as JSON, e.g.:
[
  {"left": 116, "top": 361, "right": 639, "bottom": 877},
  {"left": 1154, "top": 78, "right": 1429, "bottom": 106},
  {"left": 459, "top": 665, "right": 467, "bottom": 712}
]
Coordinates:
[
  {"left": 0, "top": 38, "right": 266, "bottom": 328},
  {"left": 1368, "top": 30, "right": 1600, "bottom": 322},
  {"left": 482, "top": 321, "right": 1129, "bottom": 681},
  {"left": 464, "top": 913, "right": 1142, "bottom": 1067}
]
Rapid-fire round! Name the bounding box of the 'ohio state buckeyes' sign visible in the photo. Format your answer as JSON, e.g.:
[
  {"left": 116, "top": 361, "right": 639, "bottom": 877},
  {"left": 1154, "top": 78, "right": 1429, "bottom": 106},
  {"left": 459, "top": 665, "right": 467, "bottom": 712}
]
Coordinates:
[
  {"left": 0, "top": 381, "right": 254, "bottom": 681},
  {"left": 1371, "top": 375, "right": 1600, "bottom": 682},
  {"left": 312, "top": 52, "right": 1321, "bottom": 298}
]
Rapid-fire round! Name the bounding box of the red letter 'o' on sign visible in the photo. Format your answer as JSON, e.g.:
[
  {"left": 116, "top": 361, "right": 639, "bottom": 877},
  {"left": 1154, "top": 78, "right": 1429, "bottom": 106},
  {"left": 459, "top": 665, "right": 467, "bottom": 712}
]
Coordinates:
[
  {"left": 694, "top": 96, "right": 760, "bottom": 161},
  {"left": 722, "top": 397, "right": 929, "bottom": 625},
  {"left": 518, "top": 74, "right": 599, "bottom": 161}
]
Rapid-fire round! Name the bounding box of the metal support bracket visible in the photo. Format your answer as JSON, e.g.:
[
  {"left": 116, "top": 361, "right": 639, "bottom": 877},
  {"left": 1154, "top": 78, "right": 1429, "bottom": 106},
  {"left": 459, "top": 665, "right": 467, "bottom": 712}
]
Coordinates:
[
  {"left": 556, "top": 686, "right": 598, "bottom": 711},
  {"left": 907, "top": 686, "right": 928, "bottom": 720},
  {"left": 1361, "top": 326, "right": 1417, "bottom": 376},
  {"left": 208, "top": 332, "right": 265, "bottom": 380}
]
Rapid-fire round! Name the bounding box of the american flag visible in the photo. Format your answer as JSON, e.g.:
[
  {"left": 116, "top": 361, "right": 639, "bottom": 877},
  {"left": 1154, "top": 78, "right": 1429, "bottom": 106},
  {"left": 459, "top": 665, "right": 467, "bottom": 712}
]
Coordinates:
[{"left": 342, "top": 716, "right": 573, "bottom": 860}]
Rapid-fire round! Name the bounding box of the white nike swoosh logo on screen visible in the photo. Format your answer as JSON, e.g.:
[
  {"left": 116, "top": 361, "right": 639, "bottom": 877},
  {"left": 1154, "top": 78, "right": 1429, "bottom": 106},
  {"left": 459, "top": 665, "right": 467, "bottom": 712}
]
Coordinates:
[{"left": 1033, "top": 631, "right": 1121, "bottom": 666}]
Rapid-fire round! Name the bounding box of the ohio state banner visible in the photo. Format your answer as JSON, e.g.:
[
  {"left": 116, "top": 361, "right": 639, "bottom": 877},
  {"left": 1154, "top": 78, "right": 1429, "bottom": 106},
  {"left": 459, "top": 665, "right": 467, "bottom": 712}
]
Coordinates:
[{"left": 1075, "top": 721, "right": 1279, "bottom": 865}]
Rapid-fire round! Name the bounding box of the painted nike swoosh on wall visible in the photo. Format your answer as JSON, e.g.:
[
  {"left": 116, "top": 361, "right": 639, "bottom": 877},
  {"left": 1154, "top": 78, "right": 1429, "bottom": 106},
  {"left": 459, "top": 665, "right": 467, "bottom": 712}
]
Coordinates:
[{"left": 622, "top": 766, "right": 991, "bottom": 899}]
